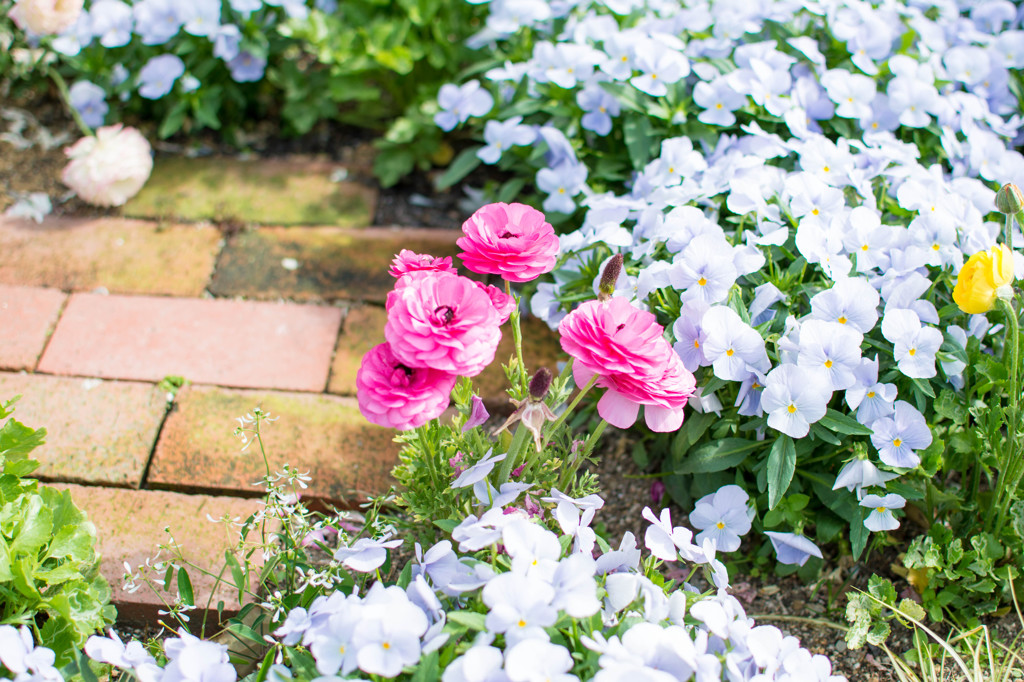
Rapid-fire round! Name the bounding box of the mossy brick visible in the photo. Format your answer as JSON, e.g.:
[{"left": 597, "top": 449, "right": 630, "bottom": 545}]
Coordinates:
[
  {"left": 475, "top": 316, "right": 564, "bottom": 410},
  {"left": 0, "top": 285, "right": 66, "bottom": 371},
  {"left": 123, "top": 157, "right": 377, "bottom": 227},
  {"left": 50, "top": 483, "right": 264, "bottom": 624},
  {"left": 208, "top": 227, "right": 464, "bottom": 303},
  {"left": 0, "top": 216, "right": 221, "bottom": 297},
  {"left": 0, "top": 372, "right": 167, "bottom": 487},
  {"left": 327, "top": 304, "right": 388, "bottom": 395},
  {"left": 37, "top": 293, "right": 342, "bottom": 391},
  {"left": 147, "top": 385, "right": 400, "bottom": 505}
]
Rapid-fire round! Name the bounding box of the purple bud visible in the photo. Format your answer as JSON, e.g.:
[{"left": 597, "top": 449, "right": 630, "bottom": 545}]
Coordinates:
[
  {"left": 650, "top": 480, "right": 666, "bottom": 505},
  {"left": 462, "top": 395, "right": 490, "bottom": 431},
  {"left": 598, "top": 253, "right": 624, "bottom": 300},
  {"left": 529, "top": 367, "right": 553, "bottom": 399}
]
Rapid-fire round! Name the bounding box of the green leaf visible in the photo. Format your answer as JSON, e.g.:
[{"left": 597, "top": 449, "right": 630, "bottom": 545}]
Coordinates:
[
  {"left": 767, "top": 435, "right": 796, "bottom": 510},
  {"left": 435, "top": 147, "right": 483, "bottom": 190},
  {"left": 434, "top": 518, "right": 459, "bottom": 534},
  {"left": 818, "top": 409, "right": 874, "bottom": 436},
  {"left": 623, "top": 116, "right": 655, "bottom": 168},
  {"left": 670, "top": 412, "right": 715, "bottom": 460},
  {"left": 177, "top": 567, "right": 195, "bottom": 606},
  {"left": 850, "top": 507, "right": 869, "bottom": 560},
  {"left": 446, "top": 611, "right": 486, "bottom": 630},
  {"left": 675, "top": 438, "right": 762, "bottom": 474}
]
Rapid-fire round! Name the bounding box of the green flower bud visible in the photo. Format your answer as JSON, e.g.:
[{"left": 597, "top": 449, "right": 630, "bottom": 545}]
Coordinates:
[{"left": 995, "top": 183, "right": 1023, "bottom": 215}]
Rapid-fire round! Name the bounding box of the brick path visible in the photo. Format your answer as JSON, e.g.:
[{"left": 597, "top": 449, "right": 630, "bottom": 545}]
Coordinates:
[{"left": 0, "top": 157, "right": 561, "bottom": 623}]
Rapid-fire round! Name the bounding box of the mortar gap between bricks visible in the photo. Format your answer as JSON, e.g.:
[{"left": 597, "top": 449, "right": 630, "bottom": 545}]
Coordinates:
[
  {"left": 32, "top": 290, "right": 72, "bottom": 373},
  {"left": 138, "top": 395, "right": 178, "bottom": 491},
  {"left": 322, "top": 303, "right": 354, "bottom": 395}
]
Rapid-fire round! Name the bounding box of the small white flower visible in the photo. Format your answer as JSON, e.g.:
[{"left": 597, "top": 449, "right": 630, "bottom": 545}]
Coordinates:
[{"left": 861, "top": 493, "right": 906, "bottom": 532}]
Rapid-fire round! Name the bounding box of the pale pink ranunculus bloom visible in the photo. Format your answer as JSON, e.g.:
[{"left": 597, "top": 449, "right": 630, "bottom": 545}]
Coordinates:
[
  {"left": 9, "top": 0, "right": 83, "bottom": 35},
  {"left": 356, "top": 342, "right": 458, "bottom": 430},
  {"left": 385, "top": 270, "right": 502, "bottom": 376},
  {"left": 458, "top": 202, "right": 559, "bottom": 283},
  {"left": 475, "top": 281, "right": 516, "bottom": 323},
  {"left": 388, "top": 249, "right": 458, "bottom": 278},
  {"left": 61, "top": 125, "right": 153, "bottom": 207}
]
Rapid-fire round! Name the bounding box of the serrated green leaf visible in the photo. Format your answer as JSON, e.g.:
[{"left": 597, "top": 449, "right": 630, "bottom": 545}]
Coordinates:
[
  {"left": 675, "top": 438, "right": 761, "bottom": 474},
  {"left": 767, "top": 435, "right": 796, "bottom": 510}
]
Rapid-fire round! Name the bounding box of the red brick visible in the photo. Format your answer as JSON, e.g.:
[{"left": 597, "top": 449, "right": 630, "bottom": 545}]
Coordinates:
[
  {"left": 0, "top": 285, "right": 66, "bottom": 371},
  {"left": 147, "top": 385, "right": 399, "bottom": 505},
  {"left": 0, "top": 372, "right": 166, "bottom": 487},
  {"left": 327, "top": 304, "right": 388, "bottom": 395},
  {"left": 51, "top": 483, "right": 265, "bottom": 625},
  {"left": 37, "top": 294, "right": 342, "bottom": 392},
  {"left": 0, "top": 216, "right": 221, "bottom": 297}
]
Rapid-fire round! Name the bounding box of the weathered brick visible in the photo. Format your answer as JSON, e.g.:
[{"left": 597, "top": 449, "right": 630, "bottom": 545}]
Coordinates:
[
  {"left": 37, "top": 294, "right": 342, "bottom": 392},
  {"left": 51, "top": 483, "right": 264, "bottom": 624},
  {"left": 0, "top": 285, "right": 66, "bottom": 371},
  {"left": 123, "top": 157, "right": 377, "bottom": 227},
  {"left": 147, "top": 385, "right": 399, "bottom": 504},
  {"left": 0, "top": 216, "right": 220, "bottom": 297},
  {"left": 208, "top": 227, "right": 463, "bottom": 303},
  {"left": 0, "top": 372, "right": 167, "bottom": 487},
  {"left": 326, "top": 304, "right": 388, "bottom": 395}
]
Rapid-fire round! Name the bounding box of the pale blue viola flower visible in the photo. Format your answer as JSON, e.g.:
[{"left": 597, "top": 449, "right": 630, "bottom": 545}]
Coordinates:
[
  {"left": 689, "top": 485, "right": 753, "bottom": 553},
  {"left": 537, "top": 125, "right": 576, "bottom": 167},
  {"left": 650, "top": 137, "right": 707, "bottom": 187},
  {"left": 90, "top": 0, "right": 133, "bottom": 48},
  {"left": 886, "top": 75, "right": 938, "bottom": 129},
  {"left": 735, "top": 371, "right": 767, "bottom": 417},
  {"left": 833, "top": 459, "right": 899, "bottom": 497},
  {"left": 796, "top": 319, "right": 863, "bottom": 392},
  {"left": 944, "top": 46, "right": 991, "bottom": 87},
  {"left": 882, "top": 271, "right": 939, "bottom": 325},
  {"left": 761, "top": 363, "right": 831, "bottom": 438},
  {"left": 228, "top": 51, "right": 266, "bottom": 82},
  {"left": 671, "top": 300, "right": 711, "bottom": 372},
  {"left": 577, "top": 84, "right": 620, "bottom": 136},
  {"left": 132, "top": 0, "right": 182, "bottom": 45},
  {"left": 482, "top": 572, "right": 557, "bottom": 645},
  {"left": 228, "top": 0, "right": 262, "bottom": 13},
  {"left": 550, "top": 553, "right": 600, "bottom": 617},
  {"left": 477, "top": 116, "right": 535, "bottom": 164},
  {"left": 443, "top": 645, "right": 505, "bottom": 682},
  {"left": 314, "top": 0, "right": 337, "bottom": 12},
  {"left": 820, "top": 69, "right": 875, "bottom": 120},
  {"left": 732, "top": 60, "right": 791, "bottom": 118},
  {"left": 845, "top": 356, "right": 897, "bottom": 425},
  {"left": 532, "top": 41, "right": 601, "bottom": 89},
  {"left": 784, "top": 171, "right": 845, "bottom": 230},
  {"left": 764, "top": 531, "right": 823, "bottom": 566},
  {"left": 536, "top": 161, "right": 587, "bottom": 214},
  {"left": 451, "top": 450, "right": 506, "bottom": 489},
  {"left": 138, "top": 54, "right": 185, "bottom": 99},
  {"left": 880, "top": 308, "right": 942, "bottom": 379},
  {"left": 486, "top": 0, "right": 551, "bottom": 35},
  {"left": 810, "top": 277, "right": 879, "bottom": 333},
  {"left": 796, "top": 136, "right": 855, "bottom": 187},
  {"left": 631, "top": 45, "right": 689, "bottom": 97},
  {"left": 870, "top": 400, "right": 932, "bottom": 469},
  {"left": 52, "top": 13, "right": 93, "bottom": 56},
  {"left": 504, "top": 639, "right": 574, "bottom": 681},
  {"left": 861, "top": 493, "right": 906, "bottom": 532},
  {"left": 264, "top": 0, "right": 309, "bottom": 20},
  {"left": 213, "top": 24, "right": 241, "bottom": 61},
  {"left": 940, "top": 325, "right": 968, "bottom": 390},
  {"left": 451, "top": 507, "right": 509, "bottom": 552},
  {"left": 701, "top": 305, "right": 771, "bottom": 381},
  {"left": 179, "top": 0, "right": 219, "bottom": 36},
  {"left": 473, "top": 480, "right": 532, "bottom": 509},
  {"left": 749, "top": 282, "right": 784, "bottom": 326},
  {"left": 435, "top": 80, "right": 494, "bottom": 132},
  {"left": 668, "top": 234, "right": 738, "bottom": 306},
  {"left": 69, "top": 81, "right": 107, "bottom": 128},
  {"left": 180, "top": 74, "right": 200, "bottom": 93},
  {"left": 843, "top": 204, "right": 895, "bottom": 273},
  {"left": 598, "top": 29, "right": 642, "bottom": 81},
  {"left": 693, "top": 75, "right": 747, "bottom": 126},
  {"left": 333, "top": 535, "right": 403, "bottom": 573}
]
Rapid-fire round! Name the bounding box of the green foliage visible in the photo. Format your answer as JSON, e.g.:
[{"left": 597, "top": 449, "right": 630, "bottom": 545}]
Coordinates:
[
  {"left": 0, "top": 397, "right": 115, "bottom": 667},
  {"left": 845, "top": 574, "right": 925, "bottom": 649}
]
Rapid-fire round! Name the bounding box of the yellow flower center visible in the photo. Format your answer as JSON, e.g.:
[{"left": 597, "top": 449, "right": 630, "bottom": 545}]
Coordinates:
[
  {"left": 875, "top": 506, "right": 886, "bottom": 513},
  {"left": 787, "top": 404, "right": 797, "bottom": 414},
  {"left": 382, "top": 642, "right": 391, "bottom": 650},
  {"left": 726, "top": 349, "right": 735, "bottom": 357},
  {"left": 823, "top": 165, "right": 831, "bottom": 173},
  {"left": 698, "top": 277, "right": 708, "bottom": 286},
  {"left": 716, "top": 522, "right": 725, "bottom": 529},
  {"left": 824, "top": 360, "right": 833, "bottom": 368},
  {"left": 518, "top": 619, "right": 527, "bottom": 628},
  {"left": 693, "top": 339, "right": 700, "bottom": 348},
  {"left": 893, "top": 438, "right": 902, "bottom": 447},
  {"left": 812, "top": 208, "right": 820, "bottom": 216},
  {"left": 867, "top": 391, "right": 876, "bottom": 398},
  {"left": 861, "top": 244, "right": 869, "bottom": 251},
  {"left": 558, "top": 188, "right": 566, "bottom": 194},
  {"left": 838, "top": 316, "right": 847, "bottom": 324},
  {"left": 908, "top": 348, "right": 916, "bottom": 356},
  {"left": 716, "top": 103, "right": 723, "bottom": 109}
]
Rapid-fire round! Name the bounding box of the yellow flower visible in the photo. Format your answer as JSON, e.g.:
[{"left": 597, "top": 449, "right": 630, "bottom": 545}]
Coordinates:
[{"left": 952, "top": 244, "right": 1015, "bottom": 314}]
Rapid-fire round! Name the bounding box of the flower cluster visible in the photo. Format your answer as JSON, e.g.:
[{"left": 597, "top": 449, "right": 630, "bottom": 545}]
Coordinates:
[
  {"left": 431, "top": 0, "right": 1024, "bottom": 560},
  {"left": 357, "top": 203, "right": 558, "bottom": 430}
]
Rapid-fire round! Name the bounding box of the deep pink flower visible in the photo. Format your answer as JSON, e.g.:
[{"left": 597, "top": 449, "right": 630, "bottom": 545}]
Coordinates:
[
  {"left": 388, "top": 250, "right": 458, "bottom": 278},
  {"left": 476, "top": 282, "right": 516, "bottom": 323},
  {"left": 385, "top": 270, "right": 502, "bottom": 376},
  {"left": 574, "top": 353, "right": 696, "bottom": 431},
  {"left": 458, "top": 202, "right": 559, "bottom": 282},
  {"left": 356, "top": 342, "right": 458, "bottom": 430},
  {"left": 558, "top": 297, "right": 671, "bottom": 378}
]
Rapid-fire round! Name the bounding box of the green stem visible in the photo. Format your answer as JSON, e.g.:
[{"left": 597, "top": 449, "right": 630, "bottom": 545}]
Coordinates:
[
  {"left": 558, "top": 419, "right": 608, "bottom": 491},
  {"left": 496, "top": 421, "right": 532, "bottom": 484},
  {"left": 992, "top": 297, "right": 1021, "bottom": 536},
  {"left": 48, "top": 67, "right": 93, "bottom": 138},
  {"left": 510, "top": 302, "right": 528, "bottom": 396},
  {"left": 544, "top": 371, "right": 599, "bottom": 440}
]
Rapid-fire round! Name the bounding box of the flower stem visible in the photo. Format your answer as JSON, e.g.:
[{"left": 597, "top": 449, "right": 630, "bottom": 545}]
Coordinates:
[
  {"left": 48, "top": 67, "right": 93, "bottom": 138},
  {"left": 544, "top": 371, "right": 599, "bottom": 440},
  {"left": 992, "top": 297, "right": 1021, "bottom": 536},
  {"left": 496, "top": 420, "right": 532, "bottom": 484},
  {"left": 510, "top": 302, "right": 528, "bottom": 396}
]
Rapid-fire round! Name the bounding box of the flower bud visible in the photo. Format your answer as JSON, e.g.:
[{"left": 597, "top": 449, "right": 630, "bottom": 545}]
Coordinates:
[
  {"left": 528, "top": 367, "right": 553, "bottom": 400},
  {"left": 598, "top": 254, "right": 624, "bottom": 300},
  {"left": 995, "top": 183, "right": 1024, "bottom": 215}
]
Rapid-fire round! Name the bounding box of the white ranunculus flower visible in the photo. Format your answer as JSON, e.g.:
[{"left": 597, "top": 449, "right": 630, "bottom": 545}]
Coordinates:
[
  {"left": 61, "top": 124, "right": 153, "bottom": 207},
  {"left": 9, "top": 0, "right": 83, "bottom": 35}
]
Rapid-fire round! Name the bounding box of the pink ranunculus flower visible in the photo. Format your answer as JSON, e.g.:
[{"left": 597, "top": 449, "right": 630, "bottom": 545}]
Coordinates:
[
  {"left": 385, "top": 270, "right": 502, "bottom": 376},
  {"left": 356, "top": 342, "right": 458, "bottom": 430},
  {"left": 388, "top": 250, "right": 458, "bottom": 278},
  {"left": 9, "top": 0, "right": 83, "bottom": 35},
  {"left": 558, "top": 297, "right": 671, "bottom": 378},
  {"left": 476, "top": 282, "right": 516, "bottom": 324},
  {"left": 575, "top": 351, "right": 696, "bottom": 431},
  {"left": 458, "top": 202, "right": 559, "bottom": 283},
  {"left": 61, "top": 125, "right": 153, "bottom": 207}
]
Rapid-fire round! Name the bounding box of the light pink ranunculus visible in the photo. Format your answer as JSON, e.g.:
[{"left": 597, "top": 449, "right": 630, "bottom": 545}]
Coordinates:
[
  {"left": 9, "top": 0, "right": 83, "bottom": 35},
  {"left": 61, "top": 125, "right": 153, "bottom": 207},
  {"left": 558, "top": 297, "right": 671, "bottom": 378},
  {"left": 385, "top": 270, "right": 502, "bottom": 376},
  {"left": 388, "top": 250, "right": 458, "bottom": 278},
  {"left": 458, "top": 202, "right": 559, "bottom": 283},
  {"left": 575, "top": 353, "right": 696, "bottom": 432},
  {"left": 356, "top": 342, "right": 458, "bottom": 430}
]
